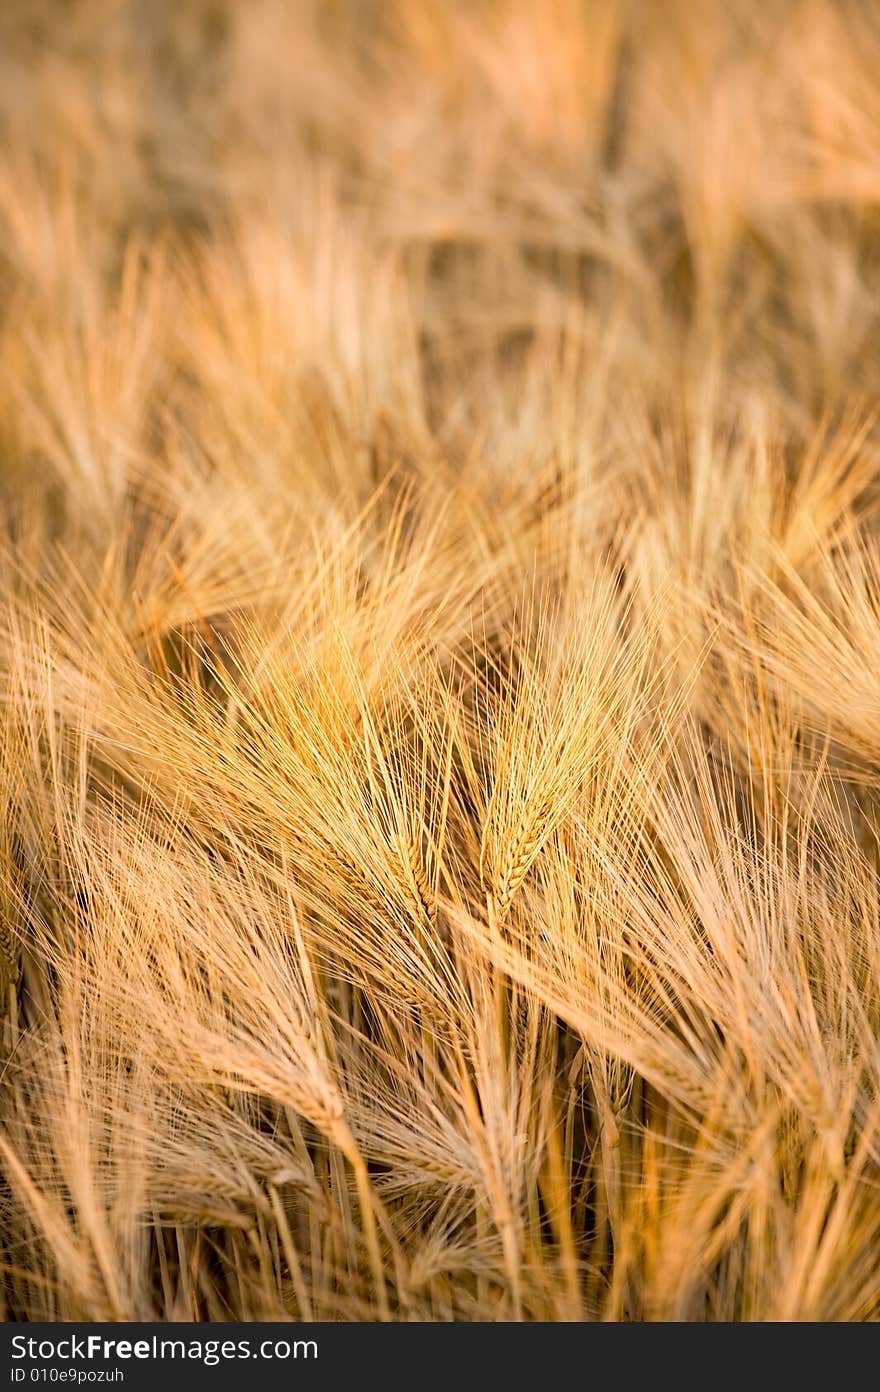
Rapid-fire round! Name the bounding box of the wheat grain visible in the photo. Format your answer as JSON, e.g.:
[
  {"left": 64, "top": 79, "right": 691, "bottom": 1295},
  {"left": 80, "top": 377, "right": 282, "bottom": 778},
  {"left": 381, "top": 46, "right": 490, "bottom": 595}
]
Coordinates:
[{"left": 1, "top": 0, "right": 880, "bottom": 1323}]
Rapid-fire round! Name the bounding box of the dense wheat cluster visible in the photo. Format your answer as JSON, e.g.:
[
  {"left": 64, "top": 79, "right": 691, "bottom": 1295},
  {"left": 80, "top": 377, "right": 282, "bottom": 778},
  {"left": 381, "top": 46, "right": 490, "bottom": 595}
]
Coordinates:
[{"left": 2, "top": 0, "right": 880, "bottom": 1323}]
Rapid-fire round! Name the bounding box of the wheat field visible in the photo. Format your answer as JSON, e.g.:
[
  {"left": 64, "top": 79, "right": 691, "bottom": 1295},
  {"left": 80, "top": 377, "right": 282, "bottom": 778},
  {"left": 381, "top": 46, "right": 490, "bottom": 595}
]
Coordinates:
[{"left": 2, "top": 0, "right": 880, "bottom": 1323}]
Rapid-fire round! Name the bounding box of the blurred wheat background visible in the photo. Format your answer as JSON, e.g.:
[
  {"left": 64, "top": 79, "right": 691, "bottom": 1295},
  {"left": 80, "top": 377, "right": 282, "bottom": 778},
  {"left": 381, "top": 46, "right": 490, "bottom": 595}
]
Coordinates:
[{"left": 2, "top": 0, "right": 880, "bottom": 1322}]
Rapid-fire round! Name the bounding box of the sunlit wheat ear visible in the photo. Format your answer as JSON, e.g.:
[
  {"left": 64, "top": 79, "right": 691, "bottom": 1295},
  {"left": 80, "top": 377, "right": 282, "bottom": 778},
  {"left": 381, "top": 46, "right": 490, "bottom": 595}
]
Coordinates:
[
  {"left": 491, "top": 800, "right": 553, "bottom": 922},
  {"left": 390, "top": 831, "right": 437, "bottom": 932},
  {"left": 3, "top": 0, "right": 880, "bottom": 1324},
  {"left": 479, "top": 574, "right": 657, "bottom": 922}
]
